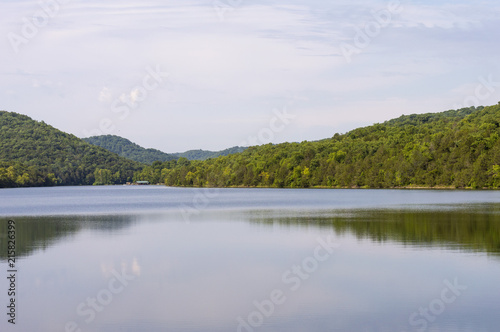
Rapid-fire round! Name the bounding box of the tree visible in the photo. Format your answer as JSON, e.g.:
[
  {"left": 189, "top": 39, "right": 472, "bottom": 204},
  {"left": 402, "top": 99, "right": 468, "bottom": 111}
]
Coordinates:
[{"left": 93, "top": 168, "right": 113, "bottom": 185}]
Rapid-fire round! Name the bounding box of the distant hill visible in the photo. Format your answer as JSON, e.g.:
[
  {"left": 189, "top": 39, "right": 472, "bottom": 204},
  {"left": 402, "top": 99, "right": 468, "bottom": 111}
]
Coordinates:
[
  {"left": 84, "top": 135, "right": 246, "bottom": 162},
  {"left": 383, "top": 107, "right": 477, "bottom": 127},
  {"left": 83, "top": 135, "right": 176, "bottom": 164},
  {"left": 0, "top": 111, "right": 143, "bottom": 188},
  {"left": 171, "top": 146, "right": 246, "bottom": 161},
  {"left": 151, "top": 105, "right": 500, "bottom": 189}
]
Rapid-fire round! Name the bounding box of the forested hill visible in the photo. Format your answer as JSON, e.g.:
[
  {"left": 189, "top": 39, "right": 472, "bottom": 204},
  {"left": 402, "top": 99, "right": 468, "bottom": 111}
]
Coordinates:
[
  {"left": 3, "top": 104, "right": 500, "bottom": 189},
  {"left": 0, "top": 111, "right": 143, "bottom": 188},
  {"left": 171, "top": 146, "right": 246, "bottom": 161},
  {"left": 84, "top": 134, "right": 246, "bottom": 162},
  {"left": 83, "top": 135, "right": 176, "bottom": 164},
  {"left": 135, "top": 105, "right": 500, "bottom": 189}
]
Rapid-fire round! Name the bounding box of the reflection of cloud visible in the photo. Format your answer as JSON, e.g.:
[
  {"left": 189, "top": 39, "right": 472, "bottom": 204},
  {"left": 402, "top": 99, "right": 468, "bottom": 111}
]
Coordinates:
[
  {"left": 100, "top": 257, "right": 141, "bottom": 278},
  {"left": 100, "top": 261, "right": 114, "bottom": 278},
  {"left": 132, "top": 257, "right": 141, "bottom": 276}
]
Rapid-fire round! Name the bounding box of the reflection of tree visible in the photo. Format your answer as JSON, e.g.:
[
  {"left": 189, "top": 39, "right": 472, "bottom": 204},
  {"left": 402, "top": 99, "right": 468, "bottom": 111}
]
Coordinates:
[
  {"left": 250, "top": 205, "right": 500, "bottom": 255},
  {"left": 0, "top": 215, "right": 137, "bottom": 260},
  {"left": 3, "top": 206, "right": 500, "bottom": 262}
]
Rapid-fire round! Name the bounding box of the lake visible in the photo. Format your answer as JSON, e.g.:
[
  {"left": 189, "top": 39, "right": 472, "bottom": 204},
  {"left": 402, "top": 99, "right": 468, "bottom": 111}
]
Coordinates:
[{"left": 1, "top": 186, "right": 500, "bottom": 332}]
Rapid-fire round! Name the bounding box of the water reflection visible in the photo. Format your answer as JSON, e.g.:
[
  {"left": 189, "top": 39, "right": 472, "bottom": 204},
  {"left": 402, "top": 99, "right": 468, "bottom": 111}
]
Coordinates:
[
  {"left": 1, "top": 206, "right": 500, "bottom": 332},
  {"left": 0, "top": 215, "right": 138, "bottom": 260},
  {"left": 247, "top": 204, "right": 500, "bottom": 256},
  {"left": 2, "top": 204, "right": 500, "bottom": 262}
]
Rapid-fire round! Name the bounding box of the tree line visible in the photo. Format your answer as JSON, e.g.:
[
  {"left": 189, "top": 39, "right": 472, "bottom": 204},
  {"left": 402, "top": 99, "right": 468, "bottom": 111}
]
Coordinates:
[
  {"left": 3, "top": 105, "right": 500, "bottom": 189},
  {"left": 133, "top": 105, "right": 500, "bottom": 189}
]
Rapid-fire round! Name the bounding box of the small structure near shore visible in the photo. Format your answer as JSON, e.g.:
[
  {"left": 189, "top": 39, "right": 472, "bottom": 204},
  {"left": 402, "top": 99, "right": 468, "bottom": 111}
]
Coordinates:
[{"left": 135, "top": 181, "right": 150, "bottom": 185}]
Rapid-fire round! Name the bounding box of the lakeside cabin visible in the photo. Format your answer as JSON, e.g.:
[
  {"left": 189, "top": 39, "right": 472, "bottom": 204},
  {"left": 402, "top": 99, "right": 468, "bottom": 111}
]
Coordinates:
[{"left": 135, "top": 181, "right": 150, "bottom": 185}]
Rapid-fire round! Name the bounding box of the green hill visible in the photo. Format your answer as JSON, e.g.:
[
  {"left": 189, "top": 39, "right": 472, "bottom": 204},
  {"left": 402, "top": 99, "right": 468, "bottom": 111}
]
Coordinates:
[
  {"left": 4, "top": 104, "right": 500, "bottom": 189},
  {"left": 0, "top": 111, "right": 143, "bottom": 188},
  {"left": 84, "top": 134, "right": 246, "bottom": 162},
  {"left": 171, "top": 146, "right": 246, "bottom": 161},
  {"left": 83, "top": 135, "right": 176, "bottom": 164},
  {"left": 136, "top": 104, "right": 500, "bottom": 189}
]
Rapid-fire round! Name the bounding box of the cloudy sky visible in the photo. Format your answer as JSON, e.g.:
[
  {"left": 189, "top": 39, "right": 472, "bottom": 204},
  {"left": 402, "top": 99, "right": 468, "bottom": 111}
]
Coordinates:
[{"left": 1, "top": 0, "right": 500, "bottom": 152}]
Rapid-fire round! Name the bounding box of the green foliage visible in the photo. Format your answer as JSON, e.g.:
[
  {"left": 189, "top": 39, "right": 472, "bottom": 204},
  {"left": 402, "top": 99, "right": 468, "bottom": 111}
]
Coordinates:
[
  {"left": 151, "top": 105, "right": 500, "bottom": 189},
  {"left": 171, "top": 146, "right": 247, "bottom": 161},
  {"left": 3, "top": 104, "right": 500, "bottom": 190},
  {"left": 84, "top": 135, "right": 246, "bottom": 163},
  {"left": 93, "top": 168, "right": 116, "bottom": 185},
  {"left": 83, "top": 135, "right": 176, "bottom": 164},
  {"left": 0, "top": 111, "right": 143, "bottom": 188}
]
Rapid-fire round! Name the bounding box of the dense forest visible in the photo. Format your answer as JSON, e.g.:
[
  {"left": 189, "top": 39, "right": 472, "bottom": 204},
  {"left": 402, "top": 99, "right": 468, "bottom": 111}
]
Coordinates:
[
  {"left": 84, "top": 134, "right": 246, "bottom": 162},
  {"left": 0, "top": 111, "right": 142, "bottom": 188},
  {"left": 134, "top": 104, "right": 500, "bottom": 189},
  {"left": 83, "top": 135, "right": 176, "bottom": 164}
]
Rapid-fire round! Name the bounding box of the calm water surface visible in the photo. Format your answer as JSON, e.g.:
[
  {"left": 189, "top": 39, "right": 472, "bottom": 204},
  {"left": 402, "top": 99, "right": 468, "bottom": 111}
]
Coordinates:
[{"left": 1, "top": 186, "right": 500, "bottom": 332}]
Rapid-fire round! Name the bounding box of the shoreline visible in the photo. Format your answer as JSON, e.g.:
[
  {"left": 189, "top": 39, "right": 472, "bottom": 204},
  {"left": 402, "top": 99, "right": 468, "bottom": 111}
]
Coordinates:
[
  {"left": 1, "top": 183, "right": 497, "bottom": 190},
  {"left": 163, "top": 184, "right": 491, "bottom": 190}
]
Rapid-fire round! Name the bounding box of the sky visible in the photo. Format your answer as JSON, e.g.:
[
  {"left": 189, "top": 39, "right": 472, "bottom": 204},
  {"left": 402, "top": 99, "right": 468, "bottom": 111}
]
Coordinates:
[{"left": 1, "top": 0, "right": 500, "bottom": 153}]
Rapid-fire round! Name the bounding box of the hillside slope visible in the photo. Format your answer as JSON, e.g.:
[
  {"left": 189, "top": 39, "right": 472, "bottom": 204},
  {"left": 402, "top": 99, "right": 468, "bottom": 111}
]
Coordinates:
[
  {"left": 134, "top": 105, "right": 500, "bottom": 189},
  {"left": 84, "top": 134, "right": 246, "bottom": 162},
  {"left": 83, "top": 135, "right": 176, "bottom": 164},
  {"left": 0, "top": 111, "right": 143, "bottom": 187},
  {"left": 171, "top": 146, "right": 246, "bottom": 161}
]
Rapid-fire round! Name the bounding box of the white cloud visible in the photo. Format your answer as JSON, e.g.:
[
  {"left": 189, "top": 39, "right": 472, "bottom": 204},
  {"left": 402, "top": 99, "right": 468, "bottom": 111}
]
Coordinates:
[{"left": 98, "top": 87, "right": 112, "bottom": 102}]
